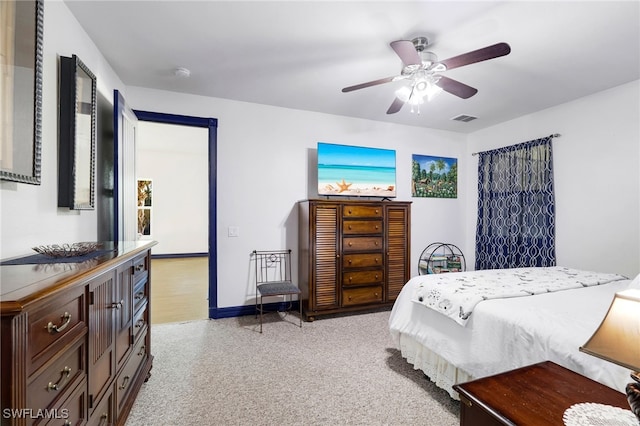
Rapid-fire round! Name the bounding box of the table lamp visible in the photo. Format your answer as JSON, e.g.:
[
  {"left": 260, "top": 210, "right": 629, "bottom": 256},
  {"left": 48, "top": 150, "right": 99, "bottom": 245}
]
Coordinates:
[{"left": 579, "top": 288, "right": 640, "bottom": 420}]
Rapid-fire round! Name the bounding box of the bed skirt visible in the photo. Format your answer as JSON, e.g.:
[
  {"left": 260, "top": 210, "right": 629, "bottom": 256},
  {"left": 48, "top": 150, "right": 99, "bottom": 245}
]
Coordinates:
[{"left": 398, "top": 332, "right": 473, "bottom": 400}]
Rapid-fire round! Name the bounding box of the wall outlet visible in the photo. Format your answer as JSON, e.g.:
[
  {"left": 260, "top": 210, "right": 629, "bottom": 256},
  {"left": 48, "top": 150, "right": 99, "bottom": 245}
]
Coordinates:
[{"left": 228, "top": 226, "right": 240, "bottom": 237}]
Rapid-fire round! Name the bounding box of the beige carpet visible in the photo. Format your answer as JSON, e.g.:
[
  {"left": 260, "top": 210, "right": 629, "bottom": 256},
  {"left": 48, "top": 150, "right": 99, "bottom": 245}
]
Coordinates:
[{"left": 125, "top": 310, "right": 460, "bottom": 425}]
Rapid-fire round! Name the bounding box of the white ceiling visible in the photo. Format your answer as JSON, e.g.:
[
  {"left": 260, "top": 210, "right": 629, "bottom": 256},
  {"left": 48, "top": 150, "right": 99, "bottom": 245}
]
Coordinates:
[{"left": 64, "top": 1, "right": 640, "bottom": 133}]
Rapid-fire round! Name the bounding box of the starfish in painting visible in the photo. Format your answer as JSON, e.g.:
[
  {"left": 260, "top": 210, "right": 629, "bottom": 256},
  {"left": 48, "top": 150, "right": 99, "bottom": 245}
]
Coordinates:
[{"left": 336, "top": 179, "right": 352, "bottom": 193}]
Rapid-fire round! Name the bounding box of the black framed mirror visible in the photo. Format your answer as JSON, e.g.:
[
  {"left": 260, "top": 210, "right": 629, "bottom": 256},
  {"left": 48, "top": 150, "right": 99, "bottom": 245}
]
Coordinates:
[
  {"left": 0, "top": 0, "right": 44, "bottom": 184},
  {"left": 58, "top": 54, "right": 97, "bottom": 210}
]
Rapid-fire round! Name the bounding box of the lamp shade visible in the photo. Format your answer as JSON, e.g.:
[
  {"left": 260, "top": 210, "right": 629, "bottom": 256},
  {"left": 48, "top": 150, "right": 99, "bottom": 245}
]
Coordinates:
[{"left": 580, "top": 289, "right": 640, "bottom": 372}]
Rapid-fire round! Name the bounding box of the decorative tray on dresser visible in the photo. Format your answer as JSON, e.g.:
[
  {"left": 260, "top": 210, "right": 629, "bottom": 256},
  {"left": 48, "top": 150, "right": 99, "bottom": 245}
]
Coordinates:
[{"left": 0, "top": 240, "right": 157, "bottom": 426}]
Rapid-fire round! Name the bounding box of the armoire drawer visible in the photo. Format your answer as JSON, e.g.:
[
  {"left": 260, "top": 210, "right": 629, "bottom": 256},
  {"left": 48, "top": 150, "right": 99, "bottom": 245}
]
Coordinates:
[
  {"left": 28, "top": 338, "right": 86, "bottom": 415},
  {"left": 29, "top": 285, "right": 87, "bottom": 374},
  {"left": 343, "top": 286, "right": 383, "bottom": 306},
  {"left": 343, "top": 205, "right": 382, "bottom": 218},
  {"left": 343, "top": 253, "right": 383, "bottom": 268},
  {"left": 342, "top": 220, "right": 382, "bottom": 235},
  {"left": 342, "top": 270, "right": 384, "bottom": 286},
  {"left": 343, "top": 237, "right": 382, "bottom": 251}
]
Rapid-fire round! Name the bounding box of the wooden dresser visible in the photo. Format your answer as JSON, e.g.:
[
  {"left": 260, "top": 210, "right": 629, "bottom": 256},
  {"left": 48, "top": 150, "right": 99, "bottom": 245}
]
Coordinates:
[
  {"left": 298, "top": 200, "right": 411, "bottom": 321},
  {"left": 0, "top": 241, "right": 156, "bottom": 426}
]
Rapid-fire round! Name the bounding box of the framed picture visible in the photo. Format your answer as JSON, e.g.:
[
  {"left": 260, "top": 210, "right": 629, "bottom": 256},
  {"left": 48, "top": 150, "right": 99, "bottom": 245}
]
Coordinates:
[
  {"left": 0, "top": 0, "right": 44, "bottom": 184},
  {"left": 137, "top": 179, "right": 152, "bottom": 237},
  {"left": 412, "top": 154, "right": 458, "bottom": 198}
]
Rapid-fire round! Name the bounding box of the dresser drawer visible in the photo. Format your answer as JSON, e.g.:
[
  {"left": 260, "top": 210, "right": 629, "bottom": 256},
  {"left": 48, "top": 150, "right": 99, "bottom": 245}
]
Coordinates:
[
  {"left": 42, "top": 377, "right": 87, "bottom": 426},
  {"left": 132, "top": 253, "right": 149, "bottom": 283},
  {"left": 115, "top": 331, "right": 148, "bottom": 416},
  {"left": 28, "top": 338, "right": 86, "bottom": 416},
  {"left": 342, "top": 269, "right": 384, "bottom": 286},
  {"left": 88, "top": 387, "right": 113, "bottom": 426},
  {"left": 133, "top": 278, "right": 147, "bottom": 313},
  {"left": 29, "top": 286, "right": 87, "bottom": 374},
  {"left": 132, "top": 303, "right": 148, "bottom": 343},
  {"left": 343, "top": 237, "right": 382, "bottom": 251},
  {"left": 343, "top": 220, "right": 382, "bottom": 235},
  {"left": 343, "top": 205, "right": 382, "bottom": 218},
  {"left": 343, "top": 286, "right": 383, "bottom": 306},
  {"left": 343, "top": 253, "right": 383, "bottom": 268}
]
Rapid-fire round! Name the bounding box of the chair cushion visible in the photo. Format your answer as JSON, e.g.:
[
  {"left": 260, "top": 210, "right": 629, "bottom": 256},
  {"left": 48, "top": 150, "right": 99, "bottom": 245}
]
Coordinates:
[{"left": 257, "top": 281, "right": 301, "bottom": 296}]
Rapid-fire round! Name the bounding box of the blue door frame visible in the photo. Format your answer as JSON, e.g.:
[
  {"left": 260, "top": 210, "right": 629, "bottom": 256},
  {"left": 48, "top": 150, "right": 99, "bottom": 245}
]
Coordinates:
[{"left": 131, "top": 109, "right": 219, "bottom": 319}]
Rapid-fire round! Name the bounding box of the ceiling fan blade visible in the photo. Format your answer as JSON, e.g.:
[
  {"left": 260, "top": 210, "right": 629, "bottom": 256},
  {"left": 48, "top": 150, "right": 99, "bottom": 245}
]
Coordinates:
[
  {"left": 436, "top": 76, "right": 478, "bottom": 99},
  {"left": 342, "top": 76, "right": 395, "bottom": 93},
  {"left": 439, "top": 42, "right": 511, "bottom": 70},
  {"left": 390, "top": 40, "right": 422, "bottom": 66},
  {"left": 386, "top": 97, "right": 405, "bottom": 114}
]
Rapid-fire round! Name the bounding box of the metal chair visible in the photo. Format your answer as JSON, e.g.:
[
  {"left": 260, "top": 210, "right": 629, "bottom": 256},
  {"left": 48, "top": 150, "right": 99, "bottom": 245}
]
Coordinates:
[{"left": 253, "top": 249, "right": 302, "bottom": 333}]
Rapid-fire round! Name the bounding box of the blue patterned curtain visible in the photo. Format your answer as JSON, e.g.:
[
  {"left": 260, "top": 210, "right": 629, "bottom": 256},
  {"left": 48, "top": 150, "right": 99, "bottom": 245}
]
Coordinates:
[{"left": 475, "top": 136, "right": 556, "bottom": 269}]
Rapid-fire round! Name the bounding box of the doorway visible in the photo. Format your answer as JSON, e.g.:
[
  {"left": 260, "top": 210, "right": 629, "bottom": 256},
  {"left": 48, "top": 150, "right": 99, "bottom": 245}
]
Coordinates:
[{"left": 133, "top": 110, "right": 218, "bottom": 321}]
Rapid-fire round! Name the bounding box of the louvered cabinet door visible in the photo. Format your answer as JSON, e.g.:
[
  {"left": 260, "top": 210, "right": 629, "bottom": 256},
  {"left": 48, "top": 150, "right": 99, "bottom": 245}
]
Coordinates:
[
  {"left": 385, "top": 204, "right": 410, "bottom": 301},
  {"left": 87, "top": 270, "right": 116, "bottom": 415},
  {"left": 311, "top": 203, "right": 339, "bottom": 312}
]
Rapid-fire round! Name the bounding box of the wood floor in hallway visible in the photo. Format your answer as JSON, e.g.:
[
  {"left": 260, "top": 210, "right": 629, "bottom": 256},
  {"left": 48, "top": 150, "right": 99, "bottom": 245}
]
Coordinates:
[{"left": 150, "top": 257, "right": 209, "bottom": 324}]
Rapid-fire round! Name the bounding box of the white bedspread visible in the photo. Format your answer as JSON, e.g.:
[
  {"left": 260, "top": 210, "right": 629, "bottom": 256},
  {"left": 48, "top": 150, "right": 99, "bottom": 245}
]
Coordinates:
[
  {"left": 389, "top": 270, "right": 638, "bottom": 397},
  {"left": 411, "top": 267, "right": 626, "bottom": 326}
]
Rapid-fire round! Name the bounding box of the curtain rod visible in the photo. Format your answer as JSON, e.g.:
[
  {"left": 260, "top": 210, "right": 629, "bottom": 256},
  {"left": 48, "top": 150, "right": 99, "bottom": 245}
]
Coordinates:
[{"left": 471, "top": 133, "right": 561, "bottom": 156}]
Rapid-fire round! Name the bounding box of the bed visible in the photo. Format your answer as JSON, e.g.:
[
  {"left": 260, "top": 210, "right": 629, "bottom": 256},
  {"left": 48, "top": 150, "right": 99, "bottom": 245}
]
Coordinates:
[{"left": 388, "top": 266, "right": 638, "bottom": 399}]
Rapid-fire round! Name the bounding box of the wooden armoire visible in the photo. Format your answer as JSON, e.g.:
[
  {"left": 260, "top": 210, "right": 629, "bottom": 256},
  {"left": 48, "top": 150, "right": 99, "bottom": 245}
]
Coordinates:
[{"left": 298, "top": 199, "right": 411, "bottom": 320}]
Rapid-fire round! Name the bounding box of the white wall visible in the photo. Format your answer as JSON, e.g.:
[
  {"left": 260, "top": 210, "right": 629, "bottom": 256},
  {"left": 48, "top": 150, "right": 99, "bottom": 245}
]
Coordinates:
[
  {"left": 136, "top": 121, "right": 208, "bottom": 254},
  {"left": 0, "top": 0, "right": 125, "bottom": 258},
  {"left": 464, "top": 80, "right": 640, "bottom": 278},
  {"left": 124, "top": 86, "right": 468, "bottom": 307}
]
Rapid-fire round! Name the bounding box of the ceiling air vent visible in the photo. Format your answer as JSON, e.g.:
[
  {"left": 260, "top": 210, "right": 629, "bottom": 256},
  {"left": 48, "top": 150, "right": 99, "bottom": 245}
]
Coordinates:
[{"left": 451, "top": 114, "right": 477, "bottom": 122}]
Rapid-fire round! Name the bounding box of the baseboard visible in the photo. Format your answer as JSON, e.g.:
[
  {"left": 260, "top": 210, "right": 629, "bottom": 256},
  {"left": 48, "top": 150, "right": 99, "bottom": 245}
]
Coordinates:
[
  {"left": 151, "top": 252, "right": 208, "bottom": 259},
  {"left": 210, "top": 301, "right": 300, "bottom": 319}
]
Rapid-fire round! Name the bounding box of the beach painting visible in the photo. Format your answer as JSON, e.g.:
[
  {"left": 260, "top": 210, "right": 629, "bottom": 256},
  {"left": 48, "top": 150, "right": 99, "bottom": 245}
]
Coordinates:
[
  {"left": 412, "top": 154, "right": 457, "bottom": 198},
  {"left": 317, "top": 142, "right": 396, "bottom": 197}
]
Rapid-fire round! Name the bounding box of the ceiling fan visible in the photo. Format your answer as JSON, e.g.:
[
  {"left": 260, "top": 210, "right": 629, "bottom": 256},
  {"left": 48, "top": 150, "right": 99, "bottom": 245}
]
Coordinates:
[{"left": 342, "top": 37, "right": 511, "bottom": 114}]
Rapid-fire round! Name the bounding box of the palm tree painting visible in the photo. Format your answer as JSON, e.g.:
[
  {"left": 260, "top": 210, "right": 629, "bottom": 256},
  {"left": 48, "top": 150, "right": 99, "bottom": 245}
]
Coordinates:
[{"left": 411, "top": 154, "right": 457, "bottom": 198}]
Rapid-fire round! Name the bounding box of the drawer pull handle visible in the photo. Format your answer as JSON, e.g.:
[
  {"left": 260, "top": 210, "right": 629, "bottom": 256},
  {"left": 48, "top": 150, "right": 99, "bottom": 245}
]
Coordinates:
[
  {"left": 375, "top": 241, "right": 379, "bottom": 246},
  {"left": 98, "top": 413, "right": 108, "bottom": 426},
  {"left": 110, "top": 300, "right": 124, "bottom": 310},
  {"left": 138, "top": 345, "right": 146, "bottom": 356},
  {"left": 375, "top": 293, "right": 379, "bottom": 297},
  {"left": 135, "top": 264, "right": 145, "bottom": 272},
  {"left": 348, "top": 259, "right": 352, "bottom": 264},
  {"left": 348, "top": 225, "right": 352, "bottom": 230},
  {"left": 47, "top": 366, "right": 72, "bottom": 391},
  {"left": 64, "top": 421, "right": 72, "bottom": 426},
  {"left": 46, "top": 312, "right": 71, "bottom": 334},
  {"left": 348, "top": 242, "right": 352, "bottom": 247},
  {"left": 134, "top": 292, "right": 144, "bottom": 300},
  {"left": 135, "top": 319, "right": 145, "bottom": 328},
  {"left": 119, "top": 375, "right": 130, "bottom": 390}
]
